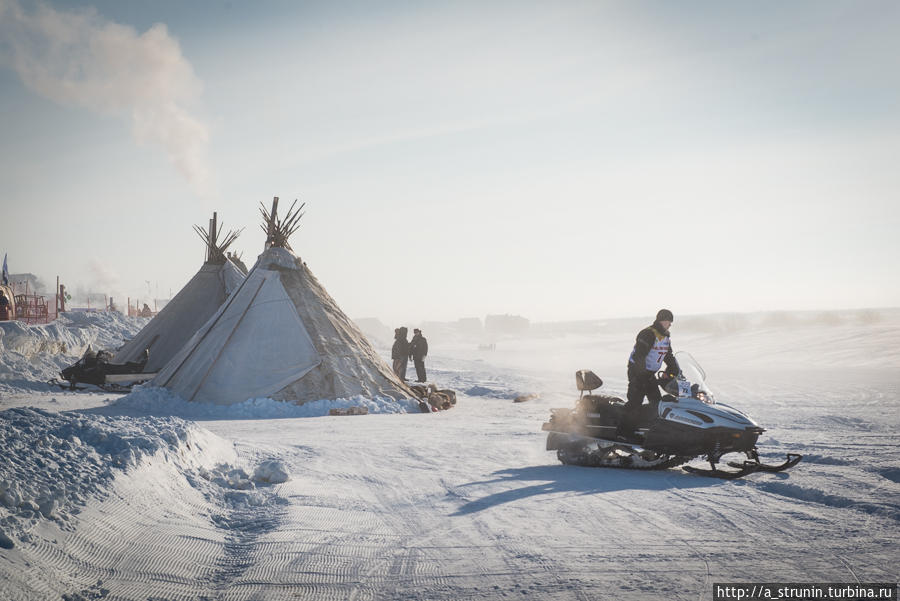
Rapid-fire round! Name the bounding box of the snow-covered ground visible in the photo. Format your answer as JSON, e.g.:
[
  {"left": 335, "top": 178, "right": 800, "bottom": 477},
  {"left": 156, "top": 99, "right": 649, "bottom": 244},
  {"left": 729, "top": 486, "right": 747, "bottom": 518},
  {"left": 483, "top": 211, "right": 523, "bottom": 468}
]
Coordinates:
[{"left": 1, "top": 311, "right": 898, "bottom": 600}]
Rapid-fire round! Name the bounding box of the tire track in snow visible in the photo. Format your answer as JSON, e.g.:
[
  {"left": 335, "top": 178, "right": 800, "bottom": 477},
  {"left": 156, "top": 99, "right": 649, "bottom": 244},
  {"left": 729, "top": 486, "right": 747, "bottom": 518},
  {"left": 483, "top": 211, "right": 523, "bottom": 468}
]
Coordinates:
[
  {"left": 392, "top": 461, "right": 598, "bottom": 598},
  {"left": 204, "top": 447, "right": 401, "bottom": 601},
  {"left": 342, "top": 461, "right": 449, "bottom": 600},
  {"left": 471, "top": 516, "right": 595, "bottom": 601},
  {"left": 734, "top": 479, "right": 883, "bottom": 584},
  {"left": 577, "top": 483, "right": 713, "bottom": 601},
  {"left": 751, "top": 480, "right": 900, "bottom": 522},
  {"left": 6, "top": 459, "right": 228, "bottom": 601},
  {"left": 264, "top": 446, "right": 461, "bottom": 600},
  {"left": 455, "top": 472, "right": 611, "bottom": 600},
  {"left": 205, "top": 494, "right": 288, "bottom": 597},
  {"left": 665, "top": 472, "right": 889, "bottom": 592}
]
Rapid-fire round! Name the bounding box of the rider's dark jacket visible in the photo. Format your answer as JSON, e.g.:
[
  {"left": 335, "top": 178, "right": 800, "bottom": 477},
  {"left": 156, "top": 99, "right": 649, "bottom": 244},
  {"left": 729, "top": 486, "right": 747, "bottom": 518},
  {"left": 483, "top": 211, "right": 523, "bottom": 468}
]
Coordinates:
[{"left": 628, "top": 321, "right": 679, "bottom": 379}]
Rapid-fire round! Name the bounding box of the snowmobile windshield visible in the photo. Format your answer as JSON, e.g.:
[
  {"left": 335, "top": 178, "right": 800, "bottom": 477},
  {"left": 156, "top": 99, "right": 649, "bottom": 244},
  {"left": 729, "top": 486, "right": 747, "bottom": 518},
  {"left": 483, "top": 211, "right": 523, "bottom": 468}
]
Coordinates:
[{"left": 675, "top": 352, "right": 716, "bottom": 404}]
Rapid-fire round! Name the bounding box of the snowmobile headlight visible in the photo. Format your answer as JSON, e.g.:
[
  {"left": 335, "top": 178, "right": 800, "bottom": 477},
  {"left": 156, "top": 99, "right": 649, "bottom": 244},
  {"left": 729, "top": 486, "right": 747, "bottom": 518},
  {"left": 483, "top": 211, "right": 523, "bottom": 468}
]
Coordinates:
[{"left": 693, "top": 387, "right": 714, "bottom": 404}]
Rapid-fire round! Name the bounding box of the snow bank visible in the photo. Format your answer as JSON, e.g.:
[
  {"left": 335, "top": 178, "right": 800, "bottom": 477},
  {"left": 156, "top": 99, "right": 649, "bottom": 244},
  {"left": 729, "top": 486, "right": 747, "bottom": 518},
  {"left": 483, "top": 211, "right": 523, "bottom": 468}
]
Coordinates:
[
  {"left": 0, "top": 312, "right": 147, "bottom": 393},
  {"left": 0, "top": 406, "right": 237, "bottom": 548},
  {"left": 100, "top": 385, "right": 422, "bottom": 419},
  {"left": 0, "top": 311, "right": 145, "bottom": 359}
]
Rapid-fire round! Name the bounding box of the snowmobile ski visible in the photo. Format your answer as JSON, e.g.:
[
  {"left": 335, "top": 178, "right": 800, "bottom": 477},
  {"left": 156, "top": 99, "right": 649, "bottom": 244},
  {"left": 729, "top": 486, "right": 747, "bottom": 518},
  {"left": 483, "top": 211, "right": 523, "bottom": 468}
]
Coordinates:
[
  {"left": 49, "top": 378, "right": 88, "bottom": 391},
  {"left": 47, "top": 378, "right": 133, "bottom": 394},
  {"left": 682, "top": 462, "right": 761, "bottom": 480},
  {"left": 727, "top": 453, "right": 803, "bottom": 473}
]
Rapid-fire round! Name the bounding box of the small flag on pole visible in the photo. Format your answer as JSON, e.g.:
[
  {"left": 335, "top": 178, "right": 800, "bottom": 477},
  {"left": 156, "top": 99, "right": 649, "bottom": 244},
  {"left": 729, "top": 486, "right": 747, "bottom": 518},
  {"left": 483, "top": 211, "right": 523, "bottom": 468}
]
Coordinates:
[{"left": 1, "top": 253, "right": 8, "bottom": 286}]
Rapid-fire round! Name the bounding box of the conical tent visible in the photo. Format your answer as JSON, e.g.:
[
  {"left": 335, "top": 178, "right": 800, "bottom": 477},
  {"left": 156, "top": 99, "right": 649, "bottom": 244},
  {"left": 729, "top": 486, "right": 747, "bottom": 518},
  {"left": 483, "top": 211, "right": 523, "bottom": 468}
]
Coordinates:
[
  {"left": 112, "top": 214, "right": 245, "bottom": 373},
  {"left": 152, "top": 198, "right": 413, "bottom": 405}
]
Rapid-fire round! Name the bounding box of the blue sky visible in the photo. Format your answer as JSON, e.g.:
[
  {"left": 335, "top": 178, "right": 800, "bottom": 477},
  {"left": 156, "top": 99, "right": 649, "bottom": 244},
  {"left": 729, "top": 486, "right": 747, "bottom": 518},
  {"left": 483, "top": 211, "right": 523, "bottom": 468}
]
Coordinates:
[{"left": 1, "top": 0, "right": 898, "bottom": 323}]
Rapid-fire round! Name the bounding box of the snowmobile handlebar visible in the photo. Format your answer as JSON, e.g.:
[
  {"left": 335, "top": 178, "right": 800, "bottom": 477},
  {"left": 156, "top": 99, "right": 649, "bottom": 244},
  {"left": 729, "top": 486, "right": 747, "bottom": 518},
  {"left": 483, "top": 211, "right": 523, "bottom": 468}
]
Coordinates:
[
  {"left": 657, "top": 369, "right": 702, "bottom": 400},
  {"left": 655, "top": 370, "right": 679, "bottom": 386}
]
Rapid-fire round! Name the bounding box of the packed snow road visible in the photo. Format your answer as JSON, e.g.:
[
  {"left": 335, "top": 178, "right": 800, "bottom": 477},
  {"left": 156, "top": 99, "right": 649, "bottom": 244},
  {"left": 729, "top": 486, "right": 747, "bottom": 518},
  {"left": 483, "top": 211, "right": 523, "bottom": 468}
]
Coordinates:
[
  {"left": 2, "top": 370, "right": 898, "bottom": 600},
  {"left": 195, "top": 371, "right": 900, "bottom": 601},
  {"left": 1, "top": 314, "right": 899, "bottom": 599}
]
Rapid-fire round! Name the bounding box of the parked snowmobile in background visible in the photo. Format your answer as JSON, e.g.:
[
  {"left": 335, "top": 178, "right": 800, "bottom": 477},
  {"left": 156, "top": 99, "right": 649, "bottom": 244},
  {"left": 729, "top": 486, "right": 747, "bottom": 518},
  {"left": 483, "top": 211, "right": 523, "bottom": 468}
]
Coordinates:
[
  {"left": 542, "top": 352, "right": 802, "bottom": 479},
  {"left": 54, "top": 345, "right": 155, "bottom": 392}
]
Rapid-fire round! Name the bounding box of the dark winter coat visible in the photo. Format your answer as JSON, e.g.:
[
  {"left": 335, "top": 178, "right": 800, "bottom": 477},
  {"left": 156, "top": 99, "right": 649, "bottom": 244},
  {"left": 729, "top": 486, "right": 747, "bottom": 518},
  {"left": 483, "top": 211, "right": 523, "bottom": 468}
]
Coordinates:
[
  {"left": 409, "top": 333, "right": 428, "bottom": 361},
  {"left": 627, "top": 321, "right": 679, "bottom": 380},
  {"left": 392, "top": 328, "right": 410, "bottom": 360}
]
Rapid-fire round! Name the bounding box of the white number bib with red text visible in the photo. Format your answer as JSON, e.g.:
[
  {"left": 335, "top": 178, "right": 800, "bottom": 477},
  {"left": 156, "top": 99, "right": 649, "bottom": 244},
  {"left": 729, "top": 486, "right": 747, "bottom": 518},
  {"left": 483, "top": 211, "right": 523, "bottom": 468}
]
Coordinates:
[{"left": 645, "top": 337, "right": 671, "bottom": 371}]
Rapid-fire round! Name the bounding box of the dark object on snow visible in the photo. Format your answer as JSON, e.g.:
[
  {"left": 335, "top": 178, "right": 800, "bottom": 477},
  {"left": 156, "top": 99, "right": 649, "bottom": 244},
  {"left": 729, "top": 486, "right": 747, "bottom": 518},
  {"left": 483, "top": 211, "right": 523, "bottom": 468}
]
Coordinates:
[
  {"left": 513, "top": 393, "right": 539, "bottom": 403},
  {"left": 409, "top": 383, "right": 456, "bottom": 411},
  {"left": 328, "top": 406, "right": 368, "bottom": 416},
  {"left": 61, "top": 346, "right": 150, "bottom": 387},
  {"left": 542, "top": 352, "right": 802, "bottom": 479}
]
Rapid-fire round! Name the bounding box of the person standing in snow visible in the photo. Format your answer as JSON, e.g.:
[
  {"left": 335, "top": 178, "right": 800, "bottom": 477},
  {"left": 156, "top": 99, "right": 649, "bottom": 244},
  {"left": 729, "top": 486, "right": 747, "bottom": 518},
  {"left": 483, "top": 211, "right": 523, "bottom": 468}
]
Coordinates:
[
  {"left": 617, "top": 309, "right": 680, "bottom": 439},
  {"left": 409, "top": 328, "right": 428, "bottom": 383},
  {"left": 391, "top": 327, "right": 410, "bottom": 381}
]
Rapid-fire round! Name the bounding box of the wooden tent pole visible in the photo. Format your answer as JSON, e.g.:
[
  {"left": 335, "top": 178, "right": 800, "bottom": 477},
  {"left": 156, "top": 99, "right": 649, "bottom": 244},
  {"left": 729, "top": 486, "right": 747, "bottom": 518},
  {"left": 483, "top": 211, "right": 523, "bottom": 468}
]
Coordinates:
[
  {"left": 211, "top": 212, "right": 217, "bottom": 259},
  {"left": 265, "top": 196, "right": 279, "bottom": 248},
  {"left": 207, "top": 217, "right": 214, "bottom": 262}
]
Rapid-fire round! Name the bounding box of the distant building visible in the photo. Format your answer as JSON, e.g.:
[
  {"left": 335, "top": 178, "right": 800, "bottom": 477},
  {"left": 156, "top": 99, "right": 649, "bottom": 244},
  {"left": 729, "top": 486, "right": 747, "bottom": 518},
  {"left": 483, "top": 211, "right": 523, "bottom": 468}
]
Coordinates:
[
  {"left": 420, "top": 321, "right": 455, "bottom": 339},
  {"left": 456, "top": 317, "right": 483, "bottom": 336},
  {"left": 485, "top": 314, "right": 530, "bottom": 336}
]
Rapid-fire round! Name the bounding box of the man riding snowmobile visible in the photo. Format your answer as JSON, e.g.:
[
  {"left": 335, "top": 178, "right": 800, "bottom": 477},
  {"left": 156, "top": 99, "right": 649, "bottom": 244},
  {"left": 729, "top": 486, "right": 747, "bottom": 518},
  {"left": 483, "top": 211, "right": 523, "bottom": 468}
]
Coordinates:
[
  {"left": 542, "top": 351, "right": 802, "bottom": 479},
  {"left": 619, "top": 309, "right": 679, "bottom": 440}
]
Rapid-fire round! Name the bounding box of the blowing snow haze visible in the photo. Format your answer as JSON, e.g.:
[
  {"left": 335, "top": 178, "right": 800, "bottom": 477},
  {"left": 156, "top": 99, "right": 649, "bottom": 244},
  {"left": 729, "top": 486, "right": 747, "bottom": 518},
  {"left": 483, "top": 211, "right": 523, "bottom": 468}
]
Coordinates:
[{"left": 0, "top": 1, "right": 898, "bottom": 323}]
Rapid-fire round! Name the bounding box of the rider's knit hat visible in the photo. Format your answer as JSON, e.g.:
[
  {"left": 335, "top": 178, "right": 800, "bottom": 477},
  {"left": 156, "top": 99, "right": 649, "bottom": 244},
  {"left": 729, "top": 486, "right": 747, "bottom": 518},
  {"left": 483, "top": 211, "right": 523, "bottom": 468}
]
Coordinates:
[{"left": 656, "top": 309, "right": 674, "bottom": 322}]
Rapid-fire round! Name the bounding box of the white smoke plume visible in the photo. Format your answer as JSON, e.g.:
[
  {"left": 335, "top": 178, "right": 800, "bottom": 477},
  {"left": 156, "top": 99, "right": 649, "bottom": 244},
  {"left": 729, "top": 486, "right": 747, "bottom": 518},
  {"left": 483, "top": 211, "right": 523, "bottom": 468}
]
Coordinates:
[{"left": 0, "top": 0, "right": 213, "bottom": 197}]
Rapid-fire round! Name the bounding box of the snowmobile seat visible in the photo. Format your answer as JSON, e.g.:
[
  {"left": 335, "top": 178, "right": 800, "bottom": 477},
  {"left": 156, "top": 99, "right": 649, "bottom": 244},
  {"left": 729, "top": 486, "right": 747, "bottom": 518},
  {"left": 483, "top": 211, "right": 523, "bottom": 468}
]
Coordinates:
[
  {"left": 578, "top": 394, "right": 620, "bottom": 413},
  {"left": 575, "top": 370, "right": 603, "bottom": 396}
]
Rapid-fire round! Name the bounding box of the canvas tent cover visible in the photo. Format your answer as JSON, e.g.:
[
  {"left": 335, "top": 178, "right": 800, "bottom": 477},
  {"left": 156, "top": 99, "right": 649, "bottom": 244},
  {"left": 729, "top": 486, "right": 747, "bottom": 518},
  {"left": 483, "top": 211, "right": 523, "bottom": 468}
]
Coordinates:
[
  {"left": 113, "top": 261, "right": 245, "bottom": 372},
  {"left": 153, "top": 247, "right": 412, "bottom": 405}
]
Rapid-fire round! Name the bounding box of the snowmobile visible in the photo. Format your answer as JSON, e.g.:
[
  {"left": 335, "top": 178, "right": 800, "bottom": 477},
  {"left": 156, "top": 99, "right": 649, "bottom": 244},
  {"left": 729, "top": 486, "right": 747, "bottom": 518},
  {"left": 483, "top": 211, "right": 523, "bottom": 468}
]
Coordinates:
[
  {"left": 51, "top": 346, "right": 156, "bottom": 393},
  {"left": 542, "top": 352, "right": 802, "bottom": 479}
]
